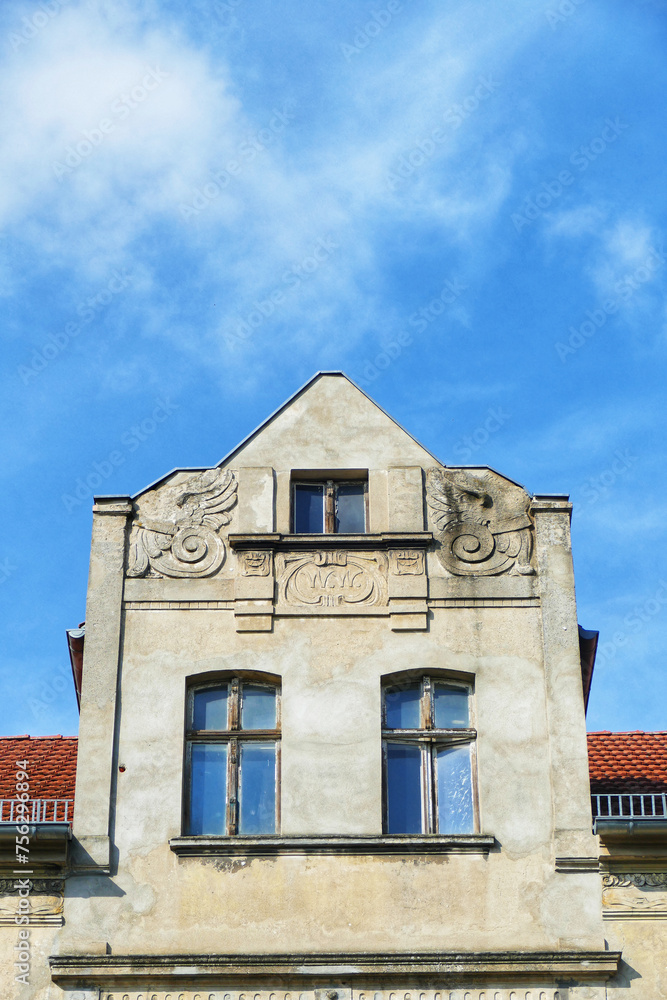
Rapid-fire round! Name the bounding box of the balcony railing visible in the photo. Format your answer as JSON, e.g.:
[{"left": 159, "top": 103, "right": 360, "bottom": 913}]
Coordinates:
[
  {"left": 592, "top": 792, "right": 667, "bottom": 821},
  {"left": 0, "top": 799, "right": 73, "bottom": 824}
]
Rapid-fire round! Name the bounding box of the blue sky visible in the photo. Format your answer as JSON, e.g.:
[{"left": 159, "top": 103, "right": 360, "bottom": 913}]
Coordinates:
[{"left": 1, "top": 0, "right": 666, "bottom": 737}]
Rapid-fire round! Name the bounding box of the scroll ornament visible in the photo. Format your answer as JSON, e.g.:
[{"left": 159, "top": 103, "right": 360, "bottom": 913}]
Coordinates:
[
  {"left": 127, "top": 469, "right": 237, "bottom": 578},
  {"left": 426, "top": 468, "right": 535, "bottom": 577}
]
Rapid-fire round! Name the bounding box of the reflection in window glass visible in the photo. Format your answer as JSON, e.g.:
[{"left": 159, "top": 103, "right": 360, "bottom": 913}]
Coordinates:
[
  {"left": 239, "top": 743, "right": 276, "bottom": 834},
  {"left": 433, "top": 685, "right": 469, "bottom": 729},
  {"left": 436, "top": 743, "right": 473, "bottom": 834},
  {"left": 293, "top": 484, "right": 324, "bottom": 533},
  {"left": 335, "top": 483, "right": 365, "bottom": 533},
  {"left": 193, "top": 688, "right": 228, "bottom": 731},
  {"left": 242, "top": 685, "right": 276, "bottom": 730},
  {"left": 385, "top": 684, "right": 421, "bottom": 729},
  {"left": 386, "top": 743, "right": 422, "bottom": 833},
  {"left": 189, "top": 744, "right": 227, "bottom": 835}
]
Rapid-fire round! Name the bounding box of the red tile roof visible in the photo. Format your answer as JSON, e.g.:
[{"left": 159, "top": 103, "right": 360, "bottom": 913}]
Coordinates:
[
  {"left": 588, "top": 731, "right": 667, "bottom": 793},
  {"left": 0, "top": 736, "right": 77, "bottom": 801}
]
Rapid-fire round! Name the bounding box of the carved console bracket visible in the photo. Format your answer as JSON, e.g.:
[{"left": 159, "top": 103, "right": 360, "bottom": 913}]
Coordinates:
[{"left": 229, "top": 533, "right": 432, "bottom": 632}]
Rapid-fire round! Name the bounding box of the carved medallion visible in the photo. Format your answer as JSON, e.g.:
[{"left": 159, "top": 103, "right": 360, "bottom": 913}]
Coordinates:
[
  {"left": 388, "top": 549, "right": 424, "bottom": 576},
  {"left": 241, "top": 550, "right": 272, "bottom": 576},
  {"left": 426, "top": 468, "right": 534, "bottom": 577},
  {"left": 127, "top": 469, "right": 237, "bottom": 579},
  {"left": 278, "top": 550, "right": 388, "bottom": 608}
]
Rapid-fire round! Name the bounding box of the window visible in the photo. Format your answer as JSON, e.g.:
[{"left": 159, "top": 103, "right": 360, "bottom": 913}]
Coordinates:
[
  {"left": 382, "top": 676, "right": 477, "bottom": 835},
  {"left": 292, "top": 479, "right": 367, "bottom": 533},
  {"left": 186, "top": 677, "right": 280, "bottom": 836}
]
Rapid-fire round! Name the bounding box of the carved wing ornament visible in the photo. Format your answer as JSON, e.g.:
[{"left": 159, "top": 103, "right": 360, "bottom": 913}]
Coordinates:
[
  {"left": 127, "top": 469, "right": 237, "bottom": 578},
  {"left": 426, "top": 467, "right": 535, "bottom": 577}
]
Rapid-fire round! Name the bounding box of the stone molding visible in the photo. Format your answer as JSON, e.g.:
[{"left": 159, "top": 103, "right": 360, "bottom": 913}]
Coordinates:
[
  {"left": 169, "top": 834, "right": 496, "bottom": 857},
  {"left": 49, "top": 950, "right": 622, "bottom": 988}
]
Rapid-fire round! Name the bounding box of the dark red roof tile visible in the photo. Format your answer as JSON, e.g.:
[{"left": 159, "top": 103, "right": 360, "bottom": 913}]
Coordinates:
[
  {"left": 588, "top": 731, "right": 667, "bottom": 793},
  {"left": 0, "top": 736, "right": 77, "bottom": 801}
]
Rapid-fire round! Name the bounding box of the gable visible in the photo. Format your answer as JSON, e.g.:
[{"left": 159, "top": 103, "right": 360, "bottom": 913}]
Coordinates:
[{"left": 220, "top": 372, "right": 439, "bottom": 472}]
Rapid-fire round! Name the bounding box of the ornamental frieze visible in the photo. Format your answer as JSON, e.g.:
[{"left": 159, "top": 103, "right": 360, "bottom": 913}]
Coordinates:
[
  {"left": 277, "top": 550, "right": 388, "bottom": 608},
  {"left": 127, "top": 469, "right": 237, "bottom": 579},
  {"left": 426, "top": 468, "right": 534, "bottom": 577}
]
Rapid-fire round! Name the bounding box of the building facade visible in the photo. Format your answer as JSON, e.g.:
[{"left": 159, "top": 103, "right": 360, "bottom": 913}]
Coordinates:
[{"left": 1, "top": 373, "right": 665, "bottom": 999}]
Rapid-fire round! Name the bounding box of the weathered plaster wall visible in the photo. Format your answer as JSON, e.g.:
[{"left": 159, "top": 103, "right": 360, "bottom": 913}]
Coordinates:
[{"left": 57, "top": 604, "right": 604, "bottom": 958}]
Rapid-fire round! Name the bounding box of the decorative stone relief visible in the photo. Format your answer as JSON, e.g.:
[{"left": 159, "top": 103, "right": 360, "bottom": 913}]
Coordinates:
[
  {"left": 388, "top": 549, "right": 424, "bottom": 576},
  {"left": 0, "top": 878, "right": 64, "bottom": 924},
  {"left": 127, "top": 469, "right": 237, "bottom": 579},
  {"left": 602, "top": 872, "right": 667, "bottom": 915},
  {"left": 278, "top": 550, "right": 388, "bottom": 607},
  {"left": 0, "top": 878, "right": 64, "bottom": 895},
  {"left": 603, "top": 873, "right": 667, "bottom": 888},
  {"left": 426, "top": 468, "right": 534, "bottom": 577},
  {"left": 241, "top": 550, "right": 272, "bottom": 576}
]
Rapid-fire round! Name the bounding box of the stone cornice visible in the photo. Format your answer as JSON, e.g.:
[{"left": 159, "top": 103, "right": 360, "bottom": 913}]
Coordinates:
[{"left": 49, "top": 950, "right": 622, "bottom": 986}]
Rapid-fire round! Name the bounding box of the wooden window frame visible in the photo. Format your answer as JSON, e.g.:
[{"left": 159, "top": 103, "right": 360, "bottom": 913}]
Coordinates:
[
  {"left": 381, "top": 675, "right": 479, "bottom": 834},
  {"left": 185, "top": 676, "right": 281, "bottom": 836},
  {"left": 291, "top": 478, "right": 369, "bottom": 534}
]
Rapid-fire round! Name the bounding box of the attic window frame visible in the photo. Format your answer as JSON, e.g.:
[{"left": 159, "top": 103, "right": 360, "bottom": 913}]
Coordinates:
[{"left": 291, "top": 474, "right": 368, "bottom": 534}]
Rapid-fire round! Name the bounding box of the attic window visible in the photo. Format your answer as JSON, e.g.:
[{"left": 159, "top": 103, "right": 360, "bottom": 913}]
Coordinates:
[{"left": 292, "top": 479, "right": 367, "bottom": 533}]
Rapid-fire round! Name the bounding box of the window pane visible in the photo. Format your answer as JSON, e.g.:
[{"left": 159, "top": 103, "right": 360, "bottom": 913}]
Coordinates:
[
  {"left": 193, "top": 687, "right": 228, "bottom": 730},
  {"left": 434, "top": 685, "right": 469, "bottom": 728},
  {"left": 386, "top": 743, "right": 423, "bottom": 833},
  {"left": 335, "top": 483, "right": 365, "bottom": 533},
  {"left": 242, "top": 685, "right": 276, "bottom": 730},
  {"left": 436, "top": 743, "right": 474, "bottom": 834},
  {"left": 385, "top": 683, "right": 421, "bottom": 729},
  {"left": 294, "top": 484, "right": 324, "bottom": 533},
  {"left": 188, "top": 743, "right": 227, "bottom": 835},
  {"left": 239, "top": 742, "right": 276, "bottom": 834}
]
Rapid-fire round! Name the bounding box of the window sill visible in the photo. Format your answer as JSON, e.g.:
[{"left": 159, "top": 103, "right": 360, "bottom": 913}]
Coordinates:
[
  {"left": 228, "top": 532, "right": 433, "bottom": 552},
  {"left": 169, "top": 834, "right": 495, "bottom": 856}
]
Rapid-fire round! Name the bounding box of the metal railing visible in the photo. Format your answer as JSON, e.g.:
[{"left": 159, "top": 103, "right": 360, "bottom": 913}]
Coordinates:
[
  {"left": 0, "top": 799, "right": 73, "bottom": 824},
  {"left": 592, "top": 792, "right": 667, "bottom": 820}
]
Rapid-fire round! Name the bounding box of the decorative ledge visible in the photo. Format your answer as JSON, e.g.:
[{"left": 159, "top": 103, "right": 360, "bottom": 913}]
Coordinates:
[
  {"left": 228, "top": 532, "right": 433, "bottom": 552},
  {"left": 50, "top": 950, "right": 622, "bottom": 986},
  {"left": 169, "top": 834, "right": 496, "bottom": 857}
]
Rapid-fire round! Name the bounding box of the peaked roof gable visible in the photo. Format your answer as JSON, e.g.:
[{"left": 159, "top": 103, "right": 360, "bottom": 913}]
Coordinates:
[{"left": 218, "top": 371, "right": 441, "bottom": 471}]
